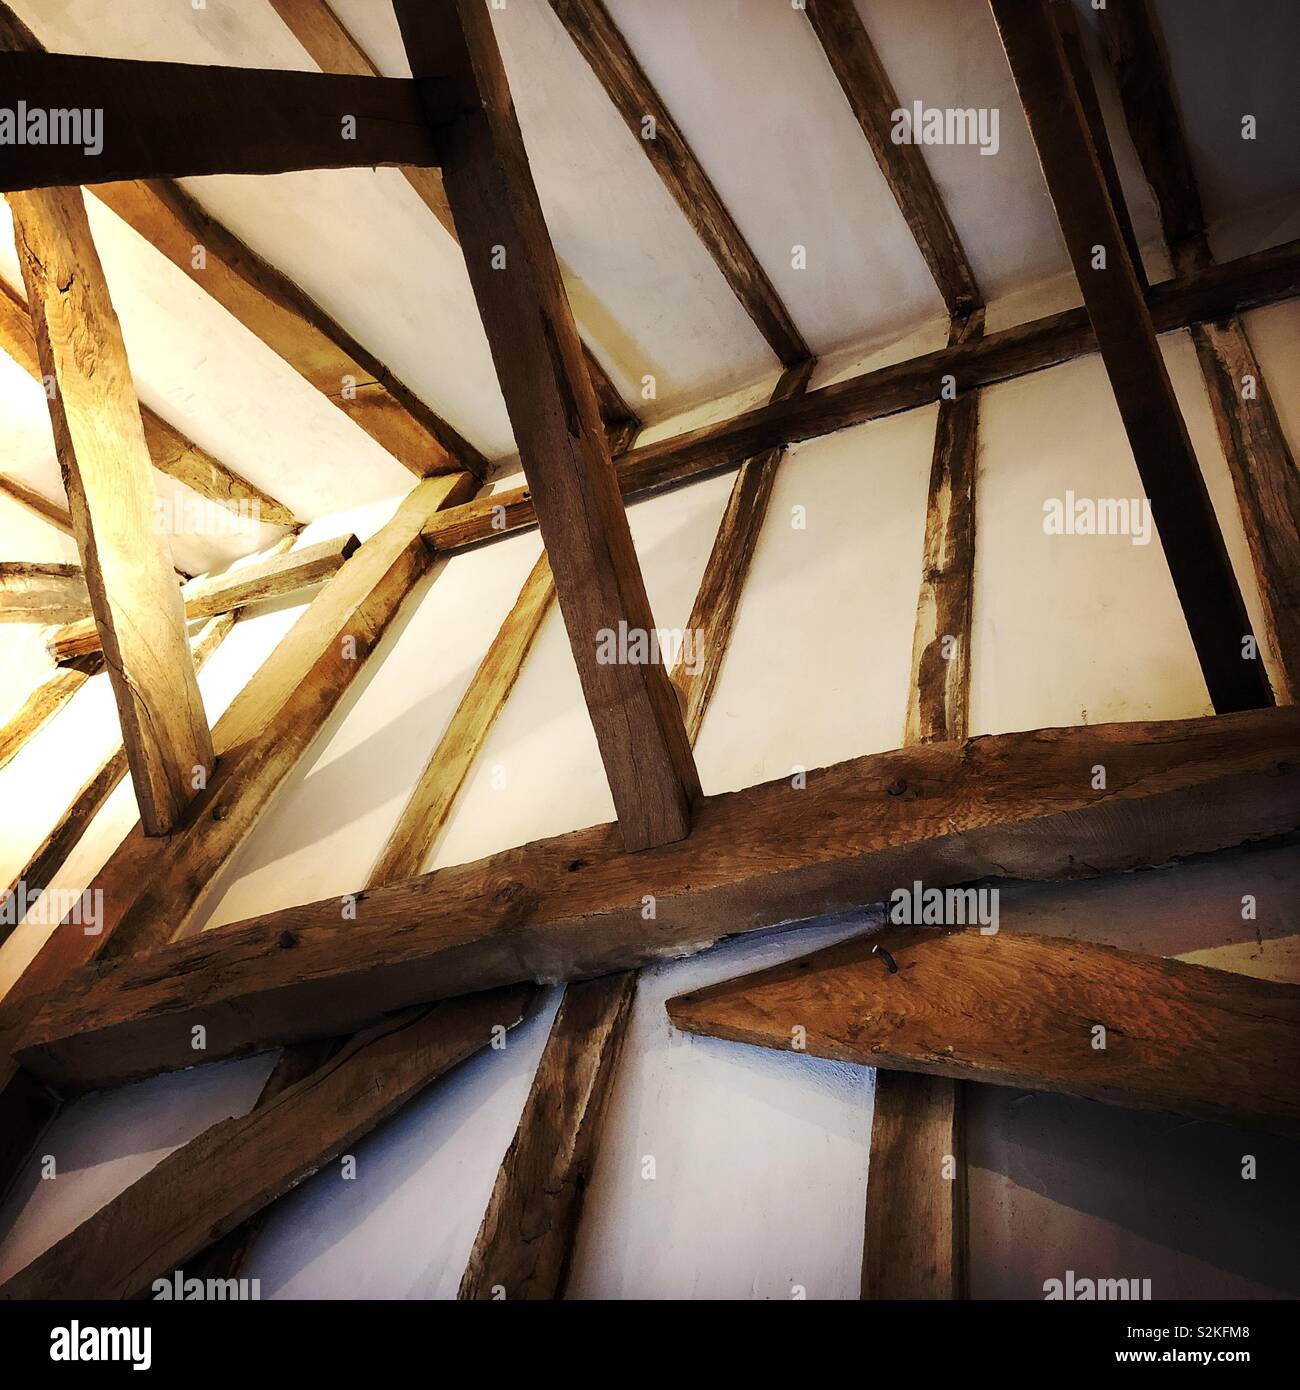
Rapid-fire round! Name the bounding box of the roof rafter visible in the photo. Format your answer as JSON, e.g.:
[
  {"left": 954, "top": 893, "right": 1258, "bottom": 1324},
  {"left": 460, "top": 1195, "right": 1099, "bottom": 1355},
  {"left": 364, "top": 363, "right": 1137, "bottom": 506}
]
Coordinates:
[{"left": 549, "top": 0, "right": 810, "bottom": 365}]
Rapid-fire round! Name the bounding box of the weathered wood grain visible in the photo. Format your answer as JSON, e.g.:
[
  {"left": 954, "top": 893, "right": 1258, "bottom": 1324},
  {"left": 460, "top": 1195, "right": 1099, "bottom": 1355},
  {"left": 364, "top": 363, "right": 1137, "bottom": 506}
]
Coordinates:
[
  {"left": 670, "top": 361, "right": 814, "bottom": 743},
  {"left": 666, "top": 928, "right": 1300, "bottom": 1137},
  {"left": 0, "top": 562, "right": 88, "bottom": 624},
  {"left": 460, "top": 971, "right": 637, "bottom": 1300},
  {"left": 17, "top": 706, "right": 1300, "bottom": 1091},
  {"left": 0, "top": 50, "right": 446, "bottom": 191},
  {"left": 0, "top": 987, "right": 535, "bottom": 1300},
  {"left": 804, "top": 0, "right": 981, "bottom": 316},
  {"left": 397, "top": 0, "right": 699, "bottom": 851},
  {"left": 48, "top": 534, "right": 360, "bottom": 660},
  {"left": 550, "top": 0, "right": 808, "bottom": 364},
  {"left": 989, "top": 0, "right": 1269, "bottom": 714},
  {"left": 9, "top": 184, "right": 214, "bottom": 836},
  {"left": 861, "top": 1069, "right": 966, "bottom": 1300},
  {"left": 421, "top": 237, "right": 1300, "bottom": 554}
]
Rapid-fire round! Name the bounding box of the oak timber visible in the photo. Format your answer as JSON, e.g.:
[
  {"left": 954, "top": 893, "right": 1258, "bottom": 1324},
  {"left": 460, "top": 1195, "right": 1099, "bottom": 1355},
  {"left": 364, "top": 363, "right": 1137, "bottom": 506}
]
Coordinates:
[
  {"left": 0, "top": 473, "right": 73, "bottom": 536},
  {"left": 9, "top": 184, "right": 214, "bottom": 837},
  {"left": 267, "top": 0, "right": 638, "bottom": 445},
  {"left": 989, "top": 0, "right": 1269, "bottom": 714},
  {"left": 460, "top": 972, "right": 637, "bottom": 1300},
  {"left": 1, "top": 614, "right": 236, "bottom": 953},
  {"left": 421, "top": 237, "right": 1300, "bottom": 554},
  {"left": 0, "top": 655, "right": 102, "bottom": 776},
  {"left": 804, "top": 0, "right": 982, "bottom": 316},
  {"left": 48, "top": 534, "right": 361, "bottom": 661},
  {"left": 665, "top": 929, "right": 1300, "bottom": 1138},
  {"left": 0, "top": 562, "right": 88, "bottom": 624},
  {"left": 1097, "top": 0, "right": 1300, "bottom": 703},
  {"left": 550, "top": 0, "right": 808, "bottom": 365},
  {"left": 670, "top": 360, "right": 814, "bottom": 742},
  {"left": 903, "top": 311, "right": 983, "bottom": 746},
  {"left": 0, "top": 51, "right": 446, "bottom": 191},
  {"left": 0, "top": 277, "right": 295, "bottom": 527},
  {"left": 0, "top": 474, "right": 473, "bottom": 1199},
  {"left": 370, "top": 549, "right": 556, "bottom": 884},
  {"left": 17, "top": 706, "right": 1300, "bottom": 1091},
  {"left": 861, "top": 1069, "right": 966, "bottom": 1300},
  {"left": 396, "top": 0, "right": 700, "bottom": 851},
  {"left": 0, "top": 988, "right": 536, "bottom": 1301}
]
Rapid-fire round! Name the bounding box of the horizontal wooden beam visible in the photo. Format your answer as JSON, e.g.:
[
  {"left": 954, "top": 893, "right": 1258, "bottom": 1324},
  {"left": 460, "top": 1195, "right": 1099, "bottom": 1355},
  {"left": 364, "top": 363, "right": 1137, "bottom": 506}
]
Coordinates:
[
  {"left": 0, "top": 562, "right": 88, "bottom": 623},
  {"left": 16, "top": 706, "right": 1299, "bottom": 1092},
  {"left": 0, "top": 51, "right": 447, "bottom": 191},
  {"left": 0, "top": 987, "right": 535, "bottom": 1300},
  {"left": 423, "top": 237, "right": 1300, "bottom": 553},
  {"left": 666, "top": 928, "right": 1300, "bottom": 1137},
  {"left": 549, "top": 0, "right": 808, "bottom": 364},
  {"left": 47, "top": 534, "right": 360, "bottom": 660}
]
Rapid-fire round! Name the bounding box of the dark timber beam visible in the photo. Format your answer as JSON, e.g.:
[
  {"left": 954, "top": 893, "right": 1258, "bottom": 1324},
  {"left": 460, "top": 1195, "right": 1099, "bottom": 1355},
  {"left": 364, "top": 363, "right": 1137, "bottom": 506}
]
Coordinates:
[
  {"left": 1098, "top": 0, "right": 1300, "bottom": 704},
  {"left": 0, "top": 51, "right": 447, "bottom": 191},
  {"left": 804, "top": 0, "right": 981, "bottom": 316},
  {"left": 268, "top": 0, "right": 639, "bottom": 448},
  {"left": 9, "top": 185, "right": 214, "bottom": 836},
  {"left": 549, "top": 0, "right": 809, "bottom": 365},
  {"left": 666, "top": 929, "right": 1300, "bottom": 1138},
  {"left": 988, "top": 0, "right": 1270, "bottom": 714},
  {"left": 395, "top": 0, "right": 700, "bottom": 851},
  {"left": 15, "top": 706, "right": 1300, "bottom": 1092},
  {"left": 421, "top": 237, "right": 1300, "bottom": 554}
]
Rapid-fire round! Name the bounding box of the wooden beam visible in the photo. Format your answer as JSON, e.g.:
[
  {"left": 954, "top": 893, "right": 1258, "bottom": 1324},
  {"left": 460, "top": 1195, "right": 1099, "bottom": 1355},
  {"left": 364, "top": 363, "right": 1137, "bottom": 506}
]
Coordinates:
[
  {"left": 1097, "top": 0, "right": 1300, "bottom": 704},
  {"left": 0, "top": 473, "right": 472, "bottom": 1200},
  {"left": 0, "top": 279, "right": 296, "bottom": 527},
  {"left": 803, "top": 0, "right": 981, "bottom": 316},
  {"left": 460, "top": 971, "right": 636, "bottom": 1300},
  {"left": 1, "top": 613, "right": 237, "bottom": 954},
  {"left": 16, "top": 705, "right": 1299, "bottom": 1092},
  {"left": 861, "top": 1070, "right": 966, "bottom": 1300},
  {"left": 48, "top": 534, "right": 360, "bottom": 660},
  {"left": 0, "top": 562, "right": 88, "bottom": 624},
  {"left": 9, "top": 185, "right": 214, "bottom": 836},
  {"left": 267, "top": 0, "right": 638, "bottom": 445},
  {"left": 988, "top": 0, "right": 1269, "bottom": 714},
  {"left": 0, "top": 987, "right": 535, "bottom": 1300},
  {"left": 668, "top": 361, "right": 813, "bottom": 739},
  {"left": 421, "top": 237, "right": 1300, "bottom": 554},
  {"left": 0, "top": 655, "right": 101, "bottom": 776},
  {"left": 396, "top": 0, "right": 699, "bottom": 852},
  {"left": 549, "top": 0, "right": 808, "bottom": 365},
  {"left": 0, "top": 473, "right": 73, "bottom": 535},
  {"left": 666, "top": 928, "right": 1300, "bottom": 1137},
  {"left": 0, "top": 51, "right": 445, "bottom": 191},
  {"left": 862, "top": 307, "right": 985, "bottom": 1302},
  {"left": 370, "top": 550, "right": 556, "bottom": 883},
  {"left": 904, "top": 311, "right": 983, "bottom": 746}
]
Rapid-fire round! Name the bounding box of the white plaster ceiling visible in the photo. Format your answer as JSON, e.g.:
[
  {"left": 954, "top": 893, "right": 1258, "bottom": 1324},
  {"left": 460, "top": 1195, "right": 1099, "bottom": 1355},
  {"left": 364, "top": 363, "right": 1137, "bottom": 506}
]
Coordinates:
[{"left": 2, "top": 0, "right": 1298, "bottom": 572}]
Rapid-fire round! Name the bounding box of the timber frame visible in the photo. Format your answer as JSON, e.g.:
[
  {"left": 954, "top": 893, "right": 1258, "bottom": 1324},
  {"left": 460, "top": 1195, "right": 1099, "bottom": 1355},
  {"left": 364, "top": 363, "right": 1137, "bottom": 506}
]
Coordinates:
[{"left": 0, "top": 0, "right": 1297, "bottom": 1303}]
